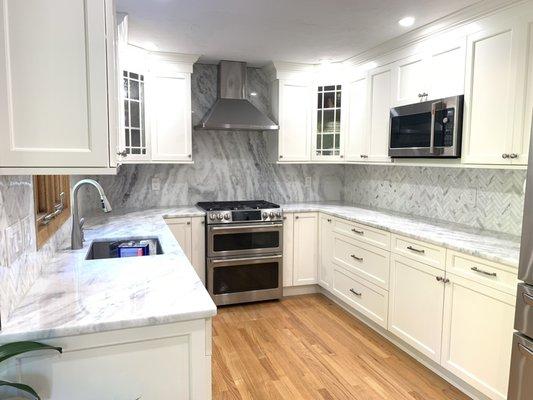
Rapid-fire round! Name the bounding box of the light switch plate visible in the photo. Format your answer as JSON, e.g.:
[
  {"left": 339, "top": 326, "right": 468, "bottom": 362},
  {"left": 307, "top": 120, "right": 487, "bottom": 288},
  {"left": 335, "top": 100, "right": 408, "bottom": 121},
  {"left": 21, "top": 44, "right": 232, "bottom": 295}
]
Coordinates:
[
  {"left": 5, "top": 221, "right": 22, "bottom": 266},
  {"left": 21, "top": 215, "right": 34, "bottom": 251}
]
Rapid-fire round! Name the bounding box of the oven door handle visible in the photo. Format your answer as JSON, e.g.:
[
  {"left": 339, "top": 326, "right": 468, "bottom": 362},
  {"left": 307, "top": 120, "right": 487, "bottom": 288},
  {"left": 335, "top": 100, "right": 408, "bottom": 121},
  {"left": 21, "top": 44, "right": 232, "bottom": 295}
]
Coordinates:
[
  {"left": 430, "top": 101, "right": 444, "bottom": 155},
  {"left": 210, "top": 223, "right": 283, "bottom": 232},
  {"left": 210, "top": 254, "right": 283, "bottom": 264}
]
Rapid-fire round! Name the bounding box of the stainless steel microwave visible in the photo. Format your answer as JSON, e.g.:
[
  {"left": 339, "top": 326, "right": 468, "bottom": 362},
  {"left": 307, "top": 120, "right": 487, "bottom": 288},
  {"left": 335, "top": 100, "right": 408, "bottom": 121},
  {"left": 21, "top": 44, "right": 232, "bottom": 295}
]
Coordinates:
[{"left": 389, "top": 95, "right": 464, "bottom": 158}]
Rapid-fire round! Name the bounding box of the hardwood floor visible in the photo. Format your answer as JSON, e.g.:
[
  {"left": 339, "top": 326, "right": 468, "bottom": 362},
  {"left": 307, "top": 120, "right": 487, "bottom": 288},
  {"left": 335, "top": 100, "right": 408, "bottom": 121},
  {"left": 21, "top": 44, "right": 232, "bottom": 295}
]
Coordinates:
[{"left": 212, "top": 294, "right": 470, "bottom": 400}]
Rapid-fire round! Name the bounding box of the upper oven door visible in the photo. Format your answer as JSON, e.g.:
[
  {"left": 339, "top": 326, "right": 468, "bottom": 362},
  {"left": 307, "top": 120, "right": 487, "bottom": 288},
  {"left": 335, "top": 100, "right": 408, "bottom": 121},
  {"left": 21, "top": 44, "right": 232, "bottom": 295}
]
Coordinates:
[
  {"left": 207, "top": 222, "right": 283, "bottom": 258},
  {"left": 389, "top": 95, "right": 463, "bottom": 158}
]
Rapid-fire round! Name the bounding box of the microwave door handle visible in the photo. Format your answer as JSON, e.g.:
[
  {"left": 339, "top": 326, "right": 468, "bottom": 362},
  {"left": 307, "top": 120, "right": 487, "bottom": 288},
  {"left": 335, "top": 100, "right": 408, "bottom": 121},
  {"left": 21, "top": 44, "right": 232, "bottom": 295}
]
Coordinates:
[{"left": 430, "top": 101, "right": 444, "bottom": 154}]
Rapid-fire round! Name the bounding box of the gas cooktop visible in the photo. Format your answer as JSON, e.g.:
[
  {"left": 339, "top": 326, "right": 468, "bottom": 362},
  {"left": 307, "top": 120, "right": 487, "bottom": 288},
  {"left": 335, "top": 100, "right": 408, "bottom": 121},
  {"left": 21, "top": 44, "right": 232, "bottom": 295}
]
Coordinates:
[
  {"left": 196, "top": 200, "right": 282, "bottom": 224},
  {"left": 196, "top": 200, "right": 280, "bottom": 212}
]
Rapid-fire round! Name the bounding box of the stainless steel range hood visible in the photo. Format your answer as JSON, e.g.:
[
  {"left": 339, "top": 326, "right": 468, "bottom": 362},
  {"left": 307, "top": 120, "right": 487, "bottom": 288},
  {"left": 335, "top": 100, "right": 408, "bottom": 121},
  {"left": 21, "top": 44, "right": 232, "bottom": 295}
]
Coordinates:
[{"left": 196, "top": 61, "right": 278, "bottom": 131}]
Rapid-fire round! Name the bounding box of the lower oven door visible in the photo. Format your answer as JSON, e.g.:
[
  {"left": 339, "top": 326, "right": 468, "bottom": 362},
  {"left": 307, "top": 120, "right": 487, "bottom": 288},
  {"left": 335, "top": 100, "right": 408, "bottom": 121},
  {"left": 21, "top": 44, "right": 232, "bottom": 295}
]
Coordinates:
[
  {"left": 508, "top": 333, "right": 533, "bottom": 400},
  {"left": 207, "top": 254, "right": 283, "bottom": 306},
  {"left": 207, "top": 222, "right": 283, "bottom": 258}
]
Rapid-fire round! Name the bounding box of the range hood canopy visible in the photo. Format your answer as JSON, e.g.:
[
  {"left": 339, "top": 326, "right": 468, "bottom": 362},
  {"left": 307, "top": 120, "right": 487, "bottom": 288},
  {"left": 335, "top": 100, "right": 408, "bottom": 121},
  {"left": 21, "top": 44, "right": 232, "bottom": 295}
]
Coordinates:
[{"left": 196, "top": 61, "right": 279, "bottom": 131}]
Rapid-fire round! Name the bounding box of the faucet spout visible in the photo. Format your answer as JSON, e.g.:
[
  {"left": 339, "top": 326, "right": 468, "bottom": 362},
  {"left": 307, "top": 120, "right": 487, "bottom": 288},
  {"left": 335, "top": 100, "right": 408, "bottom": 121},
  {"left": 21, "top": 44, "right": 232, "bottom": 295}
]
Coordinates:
[{"left": 71, "top": 179, "right": 112, "bottom": 250}]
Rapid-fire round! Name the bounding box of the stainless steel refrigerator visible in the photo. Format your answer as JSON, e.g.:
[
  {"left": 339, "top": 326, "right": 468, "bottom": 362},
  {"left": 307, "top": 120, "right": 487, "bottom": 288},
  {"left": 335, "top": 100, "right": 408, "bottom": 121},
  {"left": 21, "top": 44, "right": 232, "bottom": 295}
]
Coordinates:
[{"left": 508, "top": 123, "right": 533, "bottom": 399}]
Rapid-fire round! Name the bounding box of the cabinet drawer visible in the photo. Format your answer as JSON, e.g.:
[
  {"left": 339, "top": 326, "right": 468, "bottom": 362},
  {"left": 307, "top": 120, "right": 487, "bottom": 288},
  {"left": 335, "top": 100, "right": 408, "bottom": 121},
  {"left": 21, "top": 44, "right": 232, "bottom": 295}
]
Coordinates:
[
  {"left": 391, "top": 234, "right": 445, "bottom": 269},
  {"left": 332, "top": 218, "right": 390, "bottom": 250},
  {"left": 446, "top": 250, "right": 517, "bottom": 295},
  {"left": 332, "top": 234, "right": 390, "bottom": 289},
  {"left": 332, "top": 266, "right": 388, "bottom": 328}
]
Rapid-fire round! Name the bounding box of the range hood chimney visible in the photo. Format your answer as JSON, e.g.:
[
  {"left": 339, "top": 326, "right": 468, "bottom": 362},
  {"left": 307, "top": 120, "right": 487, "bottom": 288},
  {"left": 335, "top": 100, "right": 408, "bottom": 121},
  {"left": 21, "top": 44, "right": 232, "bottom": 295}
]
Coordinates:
[{"left": 196, "top": 61, "right": 278, "bottom": 131}]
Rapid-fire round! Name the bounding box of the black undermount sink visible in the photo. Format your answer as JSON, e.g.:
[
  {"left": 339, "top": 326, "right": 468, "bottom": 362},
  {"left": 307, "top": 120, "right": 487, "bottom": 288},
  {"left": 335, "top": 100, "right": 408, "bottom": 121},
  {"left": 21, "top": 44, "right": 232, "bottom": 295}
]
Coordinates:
[{"left": 85, "top": 237, "right": 164, "bottom": 260}]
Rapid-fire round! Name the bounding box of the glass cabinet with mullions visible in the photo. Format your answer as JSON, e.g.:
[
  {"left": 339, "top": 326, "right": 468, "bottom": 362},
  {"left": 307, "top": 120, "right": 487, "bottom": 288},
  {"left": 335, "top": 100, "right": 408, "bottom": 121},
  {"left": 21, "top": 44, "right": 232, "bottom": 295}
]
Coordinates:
[
  {"left": 122, "top": 71, "right": 147, "bottom": 156},
  {"left": 316, "top": 84, "right": 342, "bottom": 157}
]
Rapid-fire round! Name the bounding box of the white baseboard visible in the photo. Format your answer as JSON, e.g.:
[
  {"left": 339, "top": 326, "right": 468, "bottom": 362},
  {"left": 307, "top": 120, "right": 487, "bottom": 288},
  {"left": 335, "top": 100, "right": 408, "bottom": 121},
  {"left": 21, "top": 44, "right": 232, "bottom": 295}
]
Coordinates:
[{"left": 317, "top": 287, "right": 491, "bottom": 400}]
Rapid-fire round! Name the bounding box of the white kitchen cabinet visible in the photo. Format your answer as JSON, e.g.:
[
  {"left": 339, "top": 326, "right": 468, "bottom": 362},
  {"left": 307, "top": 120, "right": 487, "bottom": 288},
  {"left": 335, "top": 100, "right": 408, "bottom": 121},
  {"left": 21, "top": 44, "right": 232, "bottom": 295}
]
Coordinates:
[
  {"left": 365, "top": 64, "right": 393, "bottom": 163},
  {"left": 117, "top": 39, "right": 198, "bottom": 163},
  {"left": 283, "top": 213, "right": 295, "bottom": 287},
  {"left": 388, "top": 254, "right": 445, "bottom": 362},
  {"left": 441, "top": 273, "right": 515, "bottom": 400},
  {"left": 345, "top": 74, "right": 369, "bottom": 162},
  {"left": 318, "top": 214, "right": 334, "bottom": 289},
  {"left": 166, "top": 216, "right": 206, "bottom": 284},
  {"left": 293, "top": 212, "right": 318, "bottom": 285},
  {"left": 0, "top": 0, "right": 117, "bottom": 173},
  {"left": 392, "top": 53, "right": 428, "bottom": 106},
  {"left": 462, "top": 9, "right": 533, "bottom": 165},
  {"left": 13, "top": 319, "right": 212, "bottom": 400},
  {"left": 272, "top": 79, "right": 313, "bottom": 162}
]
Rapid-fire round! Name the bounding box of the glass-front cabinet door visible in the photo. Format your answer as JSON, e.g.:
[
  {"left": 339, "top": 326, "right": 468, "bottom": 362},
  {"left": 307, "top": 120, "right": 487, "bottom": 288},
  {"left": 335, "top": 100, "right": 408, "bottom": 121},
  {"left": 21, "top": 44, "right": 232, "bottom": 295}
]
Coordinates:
[{"left": 313, "top": 84, "right": 345, "bottom": 160}]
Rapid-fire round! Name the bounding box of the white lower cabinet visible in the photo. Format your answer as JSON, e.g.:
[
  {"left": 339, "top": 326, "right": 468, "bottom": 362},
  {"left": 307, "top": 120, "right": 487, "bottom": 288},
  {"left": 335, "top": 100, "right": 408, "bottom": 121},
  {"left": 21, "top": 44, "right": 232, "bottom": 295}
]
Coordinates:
[
  {"left": 388, "top": 254, "right": 445, "bottom": 362},
  {"left": 293, "top": 212, "right": 318, "bottom": 285},
  {"left": 318, "top": 214, "right": 334, "bottom": 289},
  {"left": 165, "top": 216, "right": 206, "bottom": 284},
  {"left": 283, "top": 213, "right": 295, "bottom": 287},
  {"left": 332, "top": 265, "right": 388, "bottom": 328},
  {"left": 441, "top": 273, "right": 515, "bottom": 400},
  {"left": 13, "top": 320, "right": 212, "bottom": 400}
]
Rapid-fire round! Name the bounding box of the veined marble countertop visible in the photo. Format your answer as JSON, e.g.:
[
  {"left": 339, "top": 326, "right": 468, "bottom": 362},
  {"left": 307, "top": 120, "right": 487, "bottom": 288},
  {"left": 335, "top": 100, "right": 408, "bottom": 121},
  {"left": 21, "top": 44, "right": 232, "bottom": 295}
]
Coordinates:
[
  {"left": 0, "top": 206, "right": 215, "bottom": 343},
  {"left": 281, "top": 202, "right": 521, "bottom": 268}
]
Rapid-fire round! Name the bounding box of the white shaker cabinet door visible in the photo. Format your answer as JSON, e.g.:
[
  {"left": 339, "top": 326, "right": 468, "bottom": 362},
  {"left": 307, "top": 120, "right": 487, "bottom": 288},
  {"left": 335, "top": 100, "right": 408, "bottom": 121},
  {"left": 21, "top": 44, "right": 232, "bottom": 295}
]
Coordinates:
[
  {"left": 462, "top": 19, "right": 524, "bottom": 165},
  {"left": 366, "top": 64, "right": 393, "bottom": 163},
  {"left": 441, "top": 273, "right": 515, "bottom": 400},
  {"left": 392, "top": 54, "right": 428, "bottom": 107},
  {"left": 345, "top": 75, "right": 369, "bottom": 162},
  {"left": 167, "top": 218, "right": 193, "bottom": 261},
  {"left": 277, "top": 80, "right": 312, "bottom": 162},
  {"left": 293, "top": 212, "right": 318, "bottom": 286},
  {"left": 0, "top": 0, "right": 112, "bottom": 168},
  {"left": 426, "top": 38, "right": 466, "bottom": 100}
]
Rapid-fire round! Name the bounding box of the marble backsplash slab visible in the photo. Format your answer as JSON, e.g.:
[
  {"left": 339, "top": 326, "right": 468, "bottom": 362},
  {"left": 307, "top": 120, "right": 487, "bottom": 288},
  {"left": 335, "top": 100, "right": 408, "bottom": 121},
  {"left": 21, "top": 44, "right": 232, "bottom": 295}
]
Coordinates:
[{"left": 344, "top": 165, "right": 526, "bottom": 236}]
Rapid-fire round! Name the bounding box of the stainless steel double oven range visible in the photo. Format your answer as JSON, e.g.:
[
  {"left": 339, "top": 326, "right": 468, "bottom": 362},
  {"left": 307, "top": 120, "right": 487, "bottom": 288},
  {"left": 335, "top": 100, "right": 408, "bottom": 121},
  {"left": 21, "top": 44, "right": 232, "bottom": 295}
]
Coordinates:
[{"left": 196, "top": 201, "right": 283, "bottom": 306}]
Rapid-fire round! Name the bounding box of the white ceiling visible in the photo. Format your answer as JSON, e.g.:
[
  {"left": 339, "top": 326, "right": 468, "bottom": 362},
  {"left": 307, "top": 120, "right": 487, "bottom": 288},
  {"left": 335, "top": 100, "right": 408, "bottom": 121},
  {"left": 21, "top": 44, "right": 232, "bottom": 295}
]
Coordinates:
[{"left": 117, "top": 0, "right": 482, "bottom": 66}]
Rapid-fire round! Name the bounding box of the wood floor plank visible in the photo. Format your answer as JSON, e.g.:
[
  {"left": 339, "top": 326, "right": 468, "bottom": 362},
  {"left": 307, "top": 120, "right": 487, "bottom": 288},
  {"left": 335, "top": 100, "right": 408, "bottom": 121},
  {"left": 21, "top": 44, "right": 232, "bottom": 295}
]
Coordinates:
[{"left": 212, "top": 294, "right": 471, "bottom": 400}]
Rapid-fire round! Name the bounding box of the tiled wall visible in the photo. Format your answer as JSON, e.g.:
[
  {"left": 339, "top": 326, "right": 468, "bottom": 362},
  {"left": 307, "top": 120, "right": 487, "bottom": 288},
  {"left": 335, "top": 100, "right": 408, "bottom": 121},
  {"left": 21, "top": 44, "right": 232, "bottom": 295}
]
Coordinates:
[
  {"left": 344, "top": 165, "right": 526, "bottom": 236},
  {"left": 0, "top": 176, "right": 70, "bottom": 324}
]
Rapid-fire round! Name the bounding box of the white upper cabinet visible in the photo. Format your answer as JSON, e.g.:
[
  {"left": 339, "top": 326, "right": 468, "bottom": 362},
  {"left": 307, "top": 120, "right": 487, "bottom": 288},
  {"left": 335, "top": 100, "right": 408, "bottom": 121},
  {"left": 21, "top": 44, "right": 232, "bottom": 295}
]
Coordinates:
[
  {"left": 273, "top": 79, "right": 313, "bottom": 162},
  {"left": 462, "top": 6, "right": 533, "bottom": 165},
  {"left": 345, "top": 74, "right": 368, "bottom": 162},
  {"left": 366, "top": 64, "right": 393, "bottom": 163},
  {"left": 0, "top": 0, "right": 117, "bottom": 172},
  {"left": 392, "top": 54, "right": 428, "bottom": 106}
]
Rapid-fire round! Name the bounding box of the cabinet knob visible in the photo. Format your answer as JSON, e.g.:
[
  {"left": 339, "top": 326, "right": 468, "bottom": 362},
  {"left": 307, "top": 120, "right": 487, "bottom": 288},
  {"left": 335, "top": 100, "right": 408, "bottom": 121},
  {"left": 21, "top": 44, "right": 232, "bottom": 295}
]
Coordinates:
[
  {"left": 188, "top": 154, "right": 192, "bottom": 158},
  {"left": 279, "top": 155, "right": 283, "bottom": 159},
  {"left": 186, "top": 221, "right": 191, "bottom": 225},
  {"left": 510, "top": 153, "right": 518, "bottom": 159},
  {"left": 295, "top": 216, "right": 299, "bottom": 219},
  {"left": 327, "top": 218, "right": 332, "bottom": 222},
  {"left": 117, "top": 149, "right": 128, "bottom": 157},
  {"left": 502, "top": 153, "right": 510, "bottom": 159},
  {"left": 340, "top": 155, "right": 344, "bottom": 158}
]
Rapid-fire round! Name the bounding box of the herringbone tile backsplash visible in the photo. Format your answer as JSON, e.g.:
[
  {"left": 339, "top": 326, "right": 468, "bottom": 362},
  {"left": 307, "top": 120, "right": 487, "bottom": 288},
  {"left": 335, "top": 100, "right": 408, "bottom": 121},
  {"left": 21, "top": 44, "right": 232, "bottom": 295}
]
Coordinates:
[{"left": 344, "top": 165, "right": 526, "bottom": 236}]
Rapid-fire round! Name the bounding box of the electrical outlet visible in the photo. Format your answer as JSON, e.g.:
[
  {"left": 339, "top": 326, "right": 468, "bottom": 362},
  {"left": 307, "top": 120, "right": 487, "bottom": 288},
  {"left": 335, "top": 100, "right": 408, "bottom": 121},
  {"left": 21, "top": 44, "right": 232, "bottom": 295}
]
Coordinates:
[
  {"left": 151, "top": 177, "right": 161, "bottom": 191},
  {"left": 305, "top": 176, "right": 312, "bottom": 187},
  {"left": 21, "top": 215, "right": 34, "bottom": 250},
  {"left": 5, "top": 222, "right": 22, "bottom": 266}
]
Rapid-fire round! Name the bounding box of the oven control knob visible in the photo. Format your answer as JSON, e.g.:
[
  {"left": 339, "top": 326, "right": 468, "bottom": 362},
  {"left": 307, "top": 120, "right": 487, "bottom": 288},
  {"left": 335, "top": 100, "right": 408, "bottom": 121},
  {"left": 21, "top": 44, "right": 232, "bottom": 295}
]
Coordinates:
[
  {"left": 262, "top": 212, "right": 268, "bottom": 219},
  {"left": 216, "top": 213, "right": 223, "bottom": 220},
  {"left": 442, "top": 117, "right": 449, "bottom": 124},
  {"left": 276, "top": 211, "right": 282, "bottom": 218},
  {"left": 223, "top": 212, "right": 230, "bottom": 220},
  {"left": 269, "top": 211, "right": 275, "bottom": 218},
  {"left": 209, "top": 213, "right": 216, "bottom": 220}
]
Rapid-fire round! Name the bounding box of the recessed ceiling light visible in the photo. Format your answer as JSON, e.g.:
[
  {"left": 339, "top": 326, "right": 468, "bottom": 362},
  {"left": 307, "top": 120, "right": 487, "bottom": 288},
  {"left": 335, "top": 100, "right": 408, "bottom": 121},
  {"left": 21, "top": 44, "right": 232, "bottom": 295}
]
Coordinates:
[{"left": 398, "top": 16, "right": 415, "bottom": 27}]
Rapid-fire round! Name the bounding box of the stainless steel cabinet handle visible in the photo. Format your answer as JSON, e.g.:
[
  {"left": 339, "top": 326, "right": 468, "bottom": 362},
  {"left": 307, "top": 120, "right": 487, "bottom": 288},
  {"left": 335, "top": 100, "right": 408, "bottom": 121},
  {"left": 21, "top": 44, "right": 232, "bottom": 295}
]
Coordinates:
[
  {"left": 522, "top": 292, "right": 533, "bottom": 306},
  {"left": 350, "top": 254, "right": 363, "bottom": 261},
  {"left": 436, "top": 276, "right": 443, "bottom": 282},
  {"left": 502, "top": 153, "right": 510, "bottom": 159},
  {"left": 116, "top": 149, "right": 128, "bottom": 157},
  {"left": 349, "top": 288, "right": 362, "bottom": 297},
  {"left": 443, "top": 278, "right": 450, "bottom": 284},
  {"left": 518, "top": 343, "right": 533, "bottom": 358},
  {"left": 351, "top": 228, "right": 364, "bottom": 235},
  {"left": 327, "top": 219, "right": 332, "bottom": 222},
  {"left": 470, "top": 266, "right": 497, "bottom": 277},
  {"left": 510, "top": 153, "right": 518, "bottom": 159},
  {"left": 407, "top": 245, "right": 425, "bottom": 254}
]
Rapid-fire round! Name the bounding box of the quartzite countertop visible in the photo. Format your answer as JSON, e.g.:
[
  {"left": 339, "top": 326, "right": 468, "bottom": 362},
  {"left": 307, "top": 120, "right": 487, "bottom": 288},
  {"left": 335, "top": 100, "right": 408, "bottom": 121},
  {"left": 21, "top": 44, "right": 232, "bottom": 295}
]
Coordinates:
[
  {"left": 0, "top": 206, "right": 215, "bottom": 343},
  {"left": 281, "top": 202, "right": 521, "bottom": 268}
]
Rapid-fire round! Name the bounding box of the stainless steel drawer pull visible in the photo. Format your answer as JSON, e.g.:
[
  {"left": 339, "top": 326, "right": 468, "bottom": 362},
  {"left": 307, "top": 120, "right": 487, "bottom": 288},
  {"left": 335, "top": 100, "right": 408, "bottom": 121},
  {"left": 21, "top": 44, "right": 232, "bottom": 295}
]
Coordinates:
[
  {"left": 470, "top": 266, "right": 497, "bottom": 277},
  {"left": 349, "top": 288, "right": 362, "bottom": 297},
  {"left": 518, "top": 343, "right": 533, "bottom": 358},
  {"left": 351, "top": 228, "right": 364, "bottom": 235},
  {"left": 407, "top": 245, "right": 425, "bottom": 254},
  {"left": 350, "top": 254, "right": 363, "bottom": 261}
]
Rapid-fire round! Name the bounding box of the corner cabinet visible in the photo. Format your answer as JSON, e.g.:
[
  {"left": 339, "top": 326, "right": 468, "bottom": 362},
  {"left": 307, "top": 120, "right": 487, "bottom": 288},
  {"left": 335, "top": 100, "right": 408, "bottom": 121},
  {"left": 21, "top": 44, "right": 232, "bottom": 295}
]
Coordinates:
[{"left": 0, "top": 0, "right": 118, "bottom": 174}]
